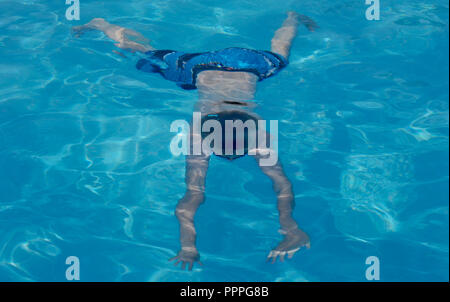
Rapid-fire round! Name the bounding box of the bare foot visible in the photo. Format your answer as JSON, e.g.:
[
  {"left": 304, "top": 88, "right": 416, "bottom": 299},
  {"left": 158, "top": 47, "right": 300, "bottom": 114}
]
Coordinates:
[
  {"left": 298, "top": 14, "right": 319, "bottom": 32},
  {"left": 169, "top": 248, "right": 203, "bottom": 271},
  {"left": 287, "top": 11, "right": 319, "bottom": 32},
  {"left": 267, "top": 228, "right": 310, "bottom": 263}
]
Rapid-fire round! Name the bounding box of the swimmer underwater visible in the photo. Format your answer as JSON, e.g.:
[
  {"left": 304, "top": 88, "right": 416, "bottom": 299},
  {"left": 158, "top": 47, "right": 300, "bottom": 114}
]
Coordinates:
[{"left": 73, "top": 11, "right": 318, "bottom": 270}]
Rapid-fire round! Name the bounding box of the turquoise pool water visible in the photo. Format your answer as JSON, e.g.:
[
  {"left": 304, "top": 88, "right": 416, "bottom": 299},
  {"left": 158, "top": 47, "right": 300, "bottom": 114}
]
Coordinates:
[{"left": 0, "top": 0, "right": 448, "bottom": 281}]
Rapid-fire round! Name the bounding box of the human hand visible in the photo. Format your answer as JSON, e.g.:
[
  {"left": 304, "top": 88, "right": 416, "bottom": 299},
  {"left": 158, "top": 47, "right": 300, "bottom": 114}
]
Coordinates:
[
  {"left": 169, "top": 248, "right": 203, "bottom": 271},
  {"left": 267, "top": 228, "right": 310, "bottom": 263}
]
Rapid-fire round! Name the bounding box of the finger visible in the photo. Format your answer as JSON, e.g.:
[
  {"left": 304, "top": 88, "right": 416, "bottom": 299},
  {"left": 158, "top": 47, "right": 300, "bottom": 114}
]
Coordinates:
[
  {"left": 197, "top": 260, "right": 203, "bottom": 266},
  {"left": 270, "top": 251, "right": 280, "bottom": 263},
  {"left": 279, "top": 251, "right": 286, "bottom": 262},
  {"left": 182, "top": 261, "right": 187, "bottom": 270},
  {"left": 174, "top": 259, "right": 181, "bottom": 266},
  {"left": 188, "top": 261, "right": 194, "bottom": 271},
  {"left": 287, "top": 250, "right": 295, "bottom": 259},
  {"left": 287, "top": 247, "right": 300, "bottom": 254},
  {"left": 267, "top": 250, "right": 277, "bottom": 258},
  {"left": 271, "top": 254, "right": 278, "bottom": 264},
  {"left": 266, "top": 251, "right": 274, "bottom": 262},
  {"left": 169, "top": 256, "right": 178, "bottom": 262},
  {"left": 286, "top": 247, "right": 300, "bottom": 259}
]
